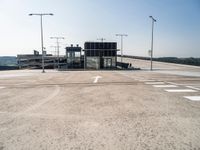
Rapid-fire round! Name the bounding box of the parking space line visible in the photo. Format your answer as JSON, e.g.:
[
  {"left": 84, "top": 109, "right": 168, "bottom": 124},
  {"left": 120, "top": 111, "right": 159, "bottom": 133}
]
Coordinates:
[
  {"left": 186, "top": 86, "right": 200, "bottom": 91},
  {"left": 153, "top": 85, "right": 178, "bottom": 88},
  {"left": 145, "top": 82, "right": 165, "bottom": 85},
  {"left": 184, "top": 96, "right": 200, "bottom": 101},
  {"left": 166, "top": 82, "right": 179, "bottom": 85},
  {"left": 165, "top": 89, "right": 197, "bottom": 92},
  {"left": 139, "top": 79, "right": 156, "bottom": 82}
]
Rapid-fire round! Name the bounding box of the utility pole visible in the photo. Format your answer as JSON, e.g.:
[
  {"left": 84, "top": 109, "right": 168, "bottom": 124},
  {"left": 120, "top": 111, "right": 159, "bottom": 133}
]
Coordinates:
[
  {"left": 149, "top": 16, "right": 156, "bottom": 71},
  {"left": 50, "top": 37, "right": 65, "bottom": 69},
  {"left": 116, "top": 34, "right": 128, "bottom": 63},
  {"left": 29, "top": 13, "right": 53, "bottom": 73}
]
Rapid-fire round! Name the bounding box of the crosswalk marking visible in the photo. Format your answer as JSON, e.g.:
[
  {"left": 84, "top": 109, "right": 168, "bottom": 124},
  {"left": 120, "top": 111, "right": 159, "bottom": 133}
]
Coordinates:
[
  {"left": 184, "top": 96, "right": 200, "bottom": 101},
  {"left": 153, "top": 85, "right": 178, "bottom": 88},
  {"left": 145, "top": 82, "right": 165, "bottom": 85},
  {"left": 165, "top": 89, "right": 197, "bottom": 93}
]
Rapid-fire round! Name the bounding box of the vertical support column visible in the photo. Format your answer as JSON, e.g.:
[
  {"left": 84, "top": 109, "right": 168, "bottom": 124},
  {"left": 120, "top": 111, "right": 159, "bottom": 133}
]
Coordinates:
[{"left": 40, "top": 15, "right": 45, "bottom": 73}]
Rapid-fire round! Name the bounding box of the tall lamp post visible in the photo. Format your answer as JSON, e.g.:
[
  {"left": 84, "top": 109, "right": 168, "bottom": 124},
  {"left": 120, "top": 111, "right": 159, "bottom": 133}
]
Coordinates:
[
  {"left": 50, "top": 46, "right": 57, "bottom": 56},
  {"left": 149, "top": 16, "right": 156, "bottom": 71},
  {"left": 97, "top": 38, "right": 106, "bottom": 42},
  {"left": 116, "top": 34, "right": 128, "bottom": 63},
  {"left": 50, "top": 46, "right": 57, "bottom": 69},
  {"left": 50, "top": 37, "right": 65, "bottom": 69},
  {"left": 29, "top": 13, "right": 53, "bottom": 73}
]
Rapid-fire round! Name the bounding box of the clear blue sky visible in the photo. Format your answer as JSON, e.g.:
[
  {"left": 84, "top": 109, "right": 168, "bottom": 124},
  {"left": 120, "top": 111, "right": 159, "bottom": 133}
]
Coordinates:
[{"left": 0, "top": 0, "right": 199, "bottom": 57}]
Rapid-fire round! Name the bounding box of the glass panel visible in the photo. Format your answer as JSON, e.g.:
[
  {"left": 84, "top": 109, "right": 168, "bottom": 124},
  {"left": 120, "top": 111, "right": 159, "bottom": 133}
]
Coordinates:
[
  {"left": 104, "top": 58, "right": 112, "bottom": 68},
  {"left": 86, "top": 57, "right": 100, "bottom": 69}
]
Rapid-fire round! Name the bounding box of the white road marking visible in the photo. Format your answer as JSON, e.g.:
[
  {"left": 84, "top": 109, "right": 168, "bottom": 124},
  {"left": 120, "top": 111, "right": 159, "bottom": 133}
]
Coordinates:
[
  {"left": 166, "top": 82, "right": 179, "bottom": 85},
  {"left": 0, "top": 74, "right": 33, "bottom": 79},
  {"left": 93, "top": 76, "right": 102, "bottom": 83},
  {"left": 156, "top": 70, "right": 200, "bottom": 77},
  {"left": 186, "top": 86, "right": 200, "bottom": 91},
  {"left": 165, "top": 89, "right": 197, "bottom": 93},
  {"left": 139, "top": 79, "right": 156, "bottom": 82},
  {"left": 145, "top": 82, "right": 165, "bottom": 85},
  {"left": 153, "top": 85, "right": 178, "bottom": 88},
  {"left": 0, "top": 86, "right": 5, "bottom": 89},
  {"left": 184, "top": 96, "right": 200, "bottom": 101}
]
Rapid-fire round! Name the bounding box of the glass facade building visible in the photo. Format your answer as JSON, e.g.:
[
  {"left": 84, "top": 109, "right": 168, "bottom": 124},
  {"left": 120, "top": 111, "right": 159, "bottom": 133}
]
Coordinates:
[
  {"left": 84, "top": 42, "right": 118, "bottom": 69},
  {"left": 66, "top": 45, "right": 82, "bottom": 69}
]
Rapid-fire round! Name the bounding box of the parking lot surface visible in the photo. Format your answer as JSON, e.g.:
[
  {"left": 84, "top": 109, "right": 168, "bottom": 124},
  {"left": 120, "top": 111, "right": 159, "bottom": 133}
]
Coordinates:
[{"left": 0, "top": 59, "right": 200, "bottom": 150}]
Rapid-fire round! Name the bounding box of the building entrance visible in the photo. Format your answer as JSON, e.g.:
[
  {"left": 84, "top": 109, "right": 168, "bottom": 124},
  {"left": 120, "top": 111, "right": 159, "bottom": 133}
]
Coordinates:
[{"left": 104, "top": 58, "right": 112, "bottom": 68}]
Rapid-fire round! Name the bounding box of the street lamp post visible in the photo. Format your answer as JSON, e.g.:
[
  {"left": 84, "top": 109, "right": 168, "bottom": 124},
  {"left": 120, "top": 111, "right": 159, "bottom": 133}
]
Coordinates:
[
  {"left": 97, "top": 38, "right": 106, "bottom": 69},
  {"left": 97, "top": 38, "right": 106, "bottom": 42},
  {"left": 50, "top": 37, "right": 65, "bottom": 69},
  {"left": 50, "top": 46, "right": 57, "bottom": 69},
  {"left": 50, "top": 46, "right": 57, "bottom": 56},
  {"left": 116, "top": 34, "right": 128, "bottom": 64},
  {"left": 149, "top": 16, "right": 156, "bottom": 71},
  {"left": 29, "top": 13, "right": 53, "bottom": 73}
]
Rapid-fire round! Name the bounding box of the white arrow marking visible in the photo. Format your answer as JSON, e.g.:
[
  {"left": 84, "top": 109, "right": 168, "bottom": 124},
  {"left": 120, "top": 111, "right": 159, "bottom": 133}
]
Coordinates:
[{"left": 93, "top": 76, "right": 102, "bottom": 83}]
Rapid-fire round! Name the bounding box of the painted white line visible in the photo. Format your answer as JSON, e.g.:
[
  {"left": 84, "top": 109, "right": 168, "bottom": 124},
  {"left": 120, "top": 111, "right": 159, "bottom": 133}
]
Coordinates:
[
  {"left": 168, "top": 83, "right": 200, "bottom": 86},
  {"left": 186, "top": 86, "right": 200, "bottom": 91},
  {"left": 184, "top": 96, "right": 200, "bottom": 101},
  {"left": 153, "top": 85, "right": 178, "bottom": 88},
  {"left": 145, "top": 82, "right": 165, "bottom": 85},
  {"left": 139, "top": 80, "right": 156, "bottom": 82},
  {"left": 165, "top": 89, "right": 197, "bottom": 93},
  {"left": 0, "top": 86, "right": 5, "bottom": 89},
  {"left": 166, "top": 82, "right": 179, "bottom": 85},
  {"left": 93, "top": 76, "right": 102, "bottom": 83},
  {"left": 0, "top": 74, "right": 33, "bottom": 79}
]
